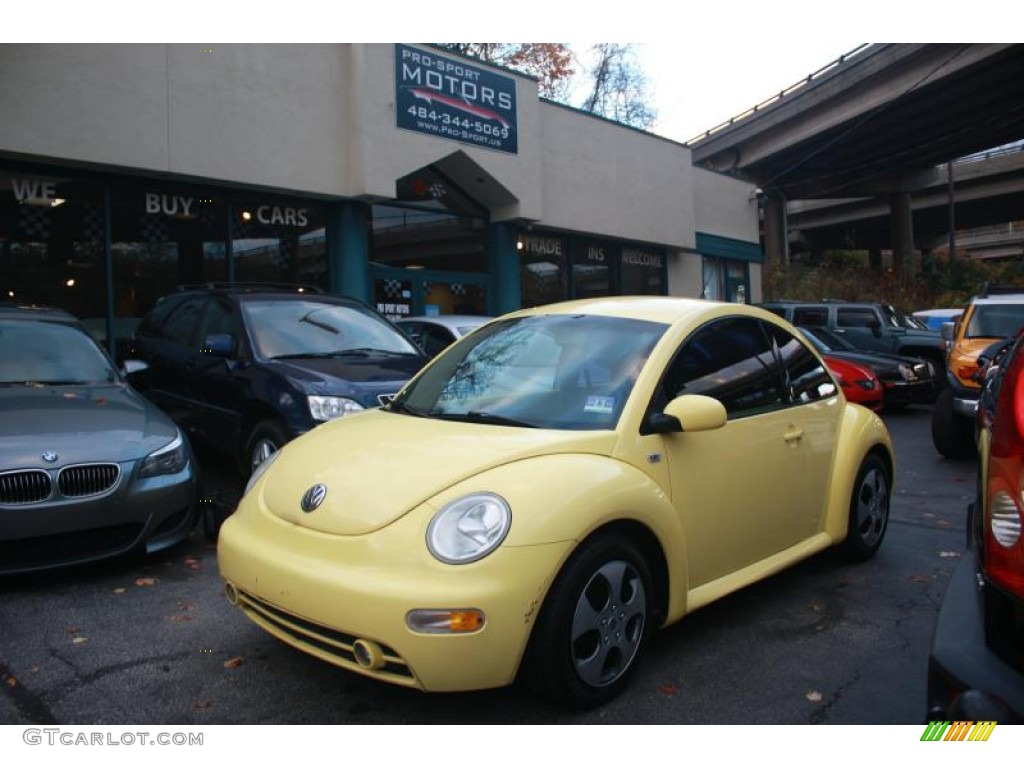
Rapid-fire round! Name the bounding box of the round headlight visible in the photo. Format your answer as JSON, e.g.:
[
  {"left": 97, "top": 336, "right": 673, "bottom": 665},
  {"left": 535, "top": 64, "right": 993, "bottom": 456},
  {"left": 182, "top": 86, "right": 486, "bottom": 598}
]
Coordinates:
[{"left": 426, "top": 493, "right": 511, "bottom": 564}]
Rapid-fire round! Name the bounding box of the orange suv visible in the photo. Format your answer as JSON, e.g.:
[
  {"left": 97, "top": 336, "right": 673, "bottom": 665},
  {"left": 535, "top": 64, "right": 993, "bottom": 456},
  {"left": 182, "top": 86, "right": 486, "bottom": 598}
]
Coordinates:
[{"left": 932, "top": 286, "right": 1024, "bottom": 459}]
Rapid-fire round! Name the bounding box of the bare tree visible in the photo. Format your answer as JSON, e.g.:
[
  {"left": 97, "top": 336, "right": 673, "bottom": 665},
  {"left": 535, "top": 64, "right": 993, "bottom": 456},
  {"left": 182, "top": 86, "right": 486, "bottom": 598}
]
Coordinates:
[
  {"left": 578, "top": 44, "right": 656, "bottom": 130},
  {"left": 434, "top": 43, "right": 656, "bottom": 130}
]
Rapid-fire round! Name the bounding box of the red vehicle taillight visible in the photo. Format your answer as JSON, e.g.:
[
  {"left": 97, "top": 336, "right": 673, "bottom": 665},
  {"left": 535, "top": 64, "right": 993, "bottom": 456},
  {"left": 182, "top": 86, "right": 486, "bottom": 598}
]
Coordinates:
[{"left": 985, "top": 342, "right": 1024, "bottom": 600}]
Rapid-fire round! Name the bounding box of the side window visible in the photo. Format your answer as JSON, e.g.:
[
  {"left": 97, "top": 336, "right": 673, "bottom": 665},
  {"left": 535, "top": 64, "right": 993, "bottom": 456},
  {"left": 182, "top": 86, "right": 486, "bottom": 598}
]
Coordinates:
[
  {"left": 792, "top": 307, "right": 828, "bottom": 326},
  {"left": 765, "top": 324, "right": 837, "bottom": 403},
  {"left": 197, "top": 299, "right": 244, "bottom": 356},
  {"left": 159, "top": 298, "right": 205, "bottom": 346},
  {"left": 837, "top": 308, "right": 880, "bottom": 328},
  {"left": 661, "top": 316, "right": 787, "bottom": 418},
  {"left": 421, "top": 325, "right": 456, "bottom": 358}
]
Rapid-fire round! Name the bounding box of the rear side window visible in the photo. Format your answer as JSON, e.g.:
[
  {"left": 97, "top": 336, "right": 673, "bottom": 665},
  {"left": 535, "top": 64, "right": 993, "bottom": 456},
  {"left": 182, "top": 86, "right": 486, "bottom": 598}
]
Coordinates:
[
  {"left": 792, "top": 307, "right": 828, "bottom": 325},
  {"left": 765, "top": 324, "right": 836, "bottom": 403},
  {"left": 837, "top": 308, "right": 879, "bottom": 328},
  {"left": 159, "top": 298, "right": 206, "bottom": 346},
  {"left": 136, "top": 295, "right": 185, "bottom": 338}
]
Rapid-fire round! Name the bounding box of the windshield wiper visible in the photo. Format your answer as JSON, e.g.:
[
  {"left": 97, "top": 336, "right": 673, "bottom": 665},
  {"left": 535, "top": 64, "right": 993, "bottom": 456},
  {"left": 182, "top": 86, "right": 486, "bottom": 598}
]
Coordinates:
[
  {"left": 335, "top": 347, "right": 419, "bottom": 357},
  {"left": 388, "top": 400, "right": 428, "bottom": 418},
  {"left": 430, "top": 411, "right": 537, "bottom": 428}
]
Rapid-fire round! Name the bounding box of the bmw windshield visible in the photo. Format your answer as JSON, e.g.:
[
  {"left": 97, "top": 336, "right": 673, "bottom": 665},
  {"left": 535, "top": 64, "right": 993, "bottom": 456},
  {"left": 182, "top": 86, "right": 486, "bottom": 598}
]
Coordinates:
[
  {"left": 0, "top": 321, "right": 118, "bottom": 385},
  {"left": 391, "top": 314, "right": 666, "bottom": 430}
]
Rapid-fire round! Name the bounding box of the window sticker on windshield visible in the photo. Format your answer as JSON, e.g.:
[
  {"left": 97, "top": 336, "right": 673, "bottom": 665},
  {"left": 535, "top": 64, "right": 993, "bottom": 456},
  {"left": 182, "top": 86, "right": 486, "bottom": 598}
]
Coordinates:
[{"left": 584, "top": 395, "right": 615, "bottom": 414}]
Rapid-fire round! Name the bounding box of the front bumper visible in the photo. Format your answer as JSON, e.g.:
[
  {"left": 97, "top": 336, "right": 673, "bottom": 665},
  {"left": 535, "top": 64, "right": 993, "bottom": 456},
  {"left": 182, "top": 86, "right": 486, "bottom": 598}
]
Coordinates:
[
  {"left": 0, "top": 460, "right": 198, "bottom": 575},
  {"left": 217, "top": 498, "right": 573, "bottom": 693},
  {"left": 926, "top": 554, "right": 1024, "bottom": 721}
]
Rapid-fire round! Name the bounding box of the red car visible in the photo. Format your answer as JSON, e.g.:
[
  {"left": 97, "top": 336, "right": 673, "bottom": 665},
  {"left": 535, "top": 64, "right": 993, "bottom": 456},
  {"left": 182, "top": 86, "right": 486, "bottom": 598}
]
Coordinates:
[{"left": 824, "top": 355, "right": 883, "bottom": 412}]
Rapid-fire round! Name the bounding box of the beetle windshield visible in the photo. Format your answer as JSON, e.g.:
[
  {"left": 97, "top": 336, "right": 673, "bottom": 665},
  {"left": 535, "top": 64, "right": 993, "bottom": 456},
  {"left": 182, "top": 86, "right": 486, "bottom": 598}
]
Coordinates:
[
  {"left": 393, "top": 314, "right": 667, "bottom": 430},
  {"left": 0, "top": 320, "right": 118, "bottom": 385}
]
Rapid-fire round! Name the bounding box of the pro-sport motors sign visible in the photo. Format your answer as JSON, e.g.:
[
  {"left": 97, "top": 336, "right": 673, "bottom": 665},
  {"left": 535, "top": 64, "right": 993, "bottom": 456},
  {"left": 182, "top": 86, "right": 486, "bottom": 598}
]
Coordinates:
[{"left": 395, "top": 45, "right": 518, "bottom": 154}]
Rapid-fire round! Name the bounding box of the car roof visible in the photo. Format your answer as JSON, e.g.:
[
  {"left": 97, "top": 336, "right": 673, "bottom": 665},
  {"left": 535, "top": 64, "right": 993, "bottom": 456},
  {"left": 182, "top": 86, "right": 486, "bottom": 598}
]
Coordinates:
[
  {"left": 0, "top": 302, "right": 81, "bottom": 324},
  {"left": 970, "top": 295, "right": 1024, "bottom": 305},
  {"left": 507, "top": 296, "right": 779, "bottom": 327},
  {"left": 398, "top": 315, "right": 492, "bottom": 327}
]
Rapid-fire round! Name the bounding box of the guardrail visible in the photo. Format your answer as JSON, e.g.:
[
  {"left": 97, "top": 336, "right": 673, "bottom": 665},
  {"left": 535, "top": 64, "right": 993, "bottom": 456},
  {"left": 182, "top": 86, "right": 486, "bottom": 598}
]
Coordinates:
[{"left": 685, "top": 44, "right": 873, "bottom": 146}]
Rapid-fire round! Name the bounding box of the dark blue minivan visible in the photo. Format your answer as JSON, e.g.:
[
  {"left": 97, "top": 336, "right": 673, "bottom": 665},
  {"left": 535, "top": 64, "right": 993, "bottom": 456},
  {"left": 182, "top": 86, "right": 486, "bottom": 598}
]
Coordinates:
[{"left": 127, "top": 284, "right": 428, "bottom": 476}]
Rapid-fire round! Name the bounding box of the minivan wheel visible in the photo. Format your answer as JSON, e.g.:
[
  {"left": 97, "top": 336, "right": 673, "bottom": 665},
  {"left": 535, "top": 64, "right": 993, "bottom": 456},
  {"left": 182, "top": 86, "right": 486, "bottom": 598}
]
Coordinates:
[{"left": 243, "top": 419, "right": 289, "bottom": 477}]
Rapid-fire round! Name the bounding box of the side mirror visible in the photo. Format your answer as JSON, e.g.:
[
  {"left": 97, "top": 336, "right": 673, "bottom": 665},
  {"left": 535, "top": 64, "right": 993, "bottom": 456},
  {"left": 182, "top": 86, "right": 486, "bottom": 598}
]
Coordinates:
[
  {"left": 121, "top": 359, "right": 148, "bottom": 377},
  {"left": 940, "top": 321, "right": 956, "bottom": 343},
  {"left": 203, "top": 333, "right": 234, "bottom": 358},
  {"left": 648, "top": 394, "right": 728, "bottom": 434}
]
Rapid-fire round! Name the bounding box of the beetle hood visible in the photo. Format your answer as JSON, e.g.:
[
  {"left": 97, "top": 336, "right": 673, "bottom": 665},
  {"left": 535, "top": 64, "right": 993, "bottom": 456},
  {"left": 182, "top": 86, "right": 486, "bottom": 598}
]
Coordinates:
[{"left": 256, "top": 408, "right": 618, "bottom": 535}]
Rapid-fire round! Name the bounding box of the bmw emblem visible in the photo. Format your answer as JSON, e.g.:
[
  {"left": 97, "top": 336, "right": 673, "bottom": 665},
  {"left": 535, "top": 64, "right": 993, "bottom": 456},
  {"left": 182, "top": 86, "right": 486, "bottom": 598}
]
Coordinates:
[
  {"left": 41, "top": 451, "right": 58, "bottom": 463},
  {"left": 300, "top": 484, "right": 327, "bottom": 513}
]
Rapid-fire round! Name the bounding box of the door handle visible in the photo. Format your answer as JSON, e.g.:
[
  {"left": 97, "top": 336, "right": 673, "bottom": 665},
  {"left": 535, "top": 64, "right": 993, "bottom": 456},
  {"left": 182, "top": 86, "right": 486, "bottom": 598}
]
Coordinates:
[{"left": 783, "top": 427, "right": 804, "bottom": 443}]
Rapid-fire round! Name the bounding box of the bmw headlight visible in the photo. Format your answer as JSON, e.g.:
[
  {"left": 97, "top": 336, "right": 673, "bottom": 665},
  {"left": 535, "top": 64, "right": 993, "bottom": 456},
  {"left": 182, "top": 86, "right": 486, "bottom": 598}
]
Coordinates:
[
  {"left": 140, "top": 432, "right": 188, "bottom": 478},
  {"left": 308, "top": 395, "right": 364, "bottom": 422},
  {"left": 426, "top": 493, "right": 511, "bottom": 564}
]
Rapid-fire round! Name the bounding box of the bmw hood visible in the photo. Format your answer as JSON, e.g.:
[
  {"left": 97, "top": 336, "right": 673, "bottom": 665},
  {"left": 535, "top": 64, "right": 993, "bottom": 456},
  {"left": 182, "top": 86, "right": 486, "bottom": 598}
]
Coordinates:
[
  {"left": 257, "top": 408, "right": 618, "bottom": 535},
  {"left": 0, "top": 384, "right": 180, "bottom": 468}
]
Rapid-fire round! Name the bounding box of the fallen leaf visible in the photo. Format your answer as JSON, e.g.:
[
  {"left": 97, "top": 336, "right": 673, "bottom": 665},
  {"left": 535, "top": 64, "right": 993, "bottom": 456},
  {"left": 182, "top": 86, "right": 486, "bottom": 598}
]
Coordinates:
[
  {"left": 135, "top": 577, "right": 158, "bottom": 587},
  {"left": 194, "top": 700, "right": 213, "bottom": 711},
  {"left": 910, "top": 575, "right": 931, "bottom": 584},
  {"left": 223, "top": 656, "right": 245, "bottom": 669},
  {"left": 939, "top": 551, "right": 961, "bottom": 558},
  {"left": 806, "top": 690, "right": 823, "bottom": 703},
  {"left": 3, "top": 675, "right": 16, "bottom": 688},
  {"left": 169, "top": 615, "right": 193, "bottom": 623},
  {"left": 65, "top": 626, "right": 80, "bottom": 634},
  {"left": 72, "top": 636, "right": 88, "bottom": 645},
  {"left": 810, "top": 603, "right": 823, "bottom": 612},
  {"left": 659, "top": 683, "right": 678, "bottom": 695}
]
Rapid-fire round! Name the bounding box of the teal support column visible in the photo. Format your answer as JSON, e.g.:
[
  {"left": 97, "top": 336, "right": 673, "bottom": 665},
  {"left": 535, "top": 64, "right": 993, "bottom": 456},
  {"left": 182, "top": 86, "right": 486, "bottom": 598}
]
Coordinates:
[
  {"left": 326, "top": 201, "right": 371, "bottom": 302},
  {"left": 487, "top": 222, "right": 520, "bottom": 315}
]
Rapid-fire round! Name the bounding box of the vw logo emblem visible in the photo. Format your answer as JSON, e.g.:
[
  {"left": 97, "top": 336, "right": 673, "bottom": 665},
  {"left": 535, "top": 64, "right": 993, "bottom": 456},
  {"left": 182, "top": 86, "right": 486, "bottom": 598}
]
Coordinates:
[
  {"left": 300, "top": 484, "right": 327, "bottom": 513},
  {"left": 41, "top": 451, "right": 58, "bottom": 463}
]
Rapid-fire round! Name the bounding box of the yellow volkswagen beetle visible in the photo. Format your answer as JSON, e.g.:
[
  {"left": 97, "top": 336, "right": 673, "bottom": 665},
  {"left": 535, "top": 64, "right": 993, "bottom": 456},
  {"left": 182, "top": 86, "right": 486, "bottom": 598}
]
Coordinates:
[{"left": 218, "top": 297, "right": 894, "bottom": 707}]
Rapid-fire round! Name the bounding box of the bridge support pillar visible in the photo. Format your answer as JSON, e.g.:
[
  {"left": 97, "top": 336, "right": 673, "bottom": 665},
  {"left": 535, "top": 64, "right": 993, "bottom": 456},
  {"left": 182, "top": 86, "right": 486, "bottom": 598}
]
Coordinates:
[
  {"left": 889, "top": 192, "right": 916, "bottom": 277},
  {"left": 763, "top": 193, "right": 789, "bottom": 270}
]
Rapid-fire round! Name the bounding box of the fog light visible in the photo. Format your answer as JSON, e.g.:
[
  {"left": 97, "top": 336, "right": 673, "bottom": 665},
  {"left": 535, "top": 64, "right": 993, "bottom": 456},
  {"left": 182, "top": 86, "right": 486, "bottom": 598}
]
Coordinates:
[
  {"left": 224, "top": 582, "right": 239, "bottom": 605},
  {"left": 406, "top": 609, "right": 485, "bottom": 634},
  {"left": 352, "top": 639, "right": 386, "bottom": 670}
]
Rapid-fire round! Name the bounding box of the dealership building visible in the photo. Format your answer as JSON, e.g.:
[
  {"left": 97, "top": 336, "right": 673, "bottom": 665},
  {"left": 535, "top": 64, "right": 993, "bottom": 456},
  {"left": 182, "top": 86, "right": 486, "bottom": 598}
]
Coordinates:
[{"left": 0, "top": 43, "right": 761, "bottom": 355}]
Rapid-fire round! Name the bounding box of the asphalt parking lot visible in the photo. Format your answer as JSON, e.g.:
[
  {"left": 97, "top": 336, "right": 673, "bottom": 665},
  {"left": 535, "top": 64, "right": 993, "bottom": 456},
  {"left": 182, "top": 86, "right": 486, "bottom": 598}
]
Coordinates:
[{"left": 0, "top": 404, "right": 973, "bottom": 725}]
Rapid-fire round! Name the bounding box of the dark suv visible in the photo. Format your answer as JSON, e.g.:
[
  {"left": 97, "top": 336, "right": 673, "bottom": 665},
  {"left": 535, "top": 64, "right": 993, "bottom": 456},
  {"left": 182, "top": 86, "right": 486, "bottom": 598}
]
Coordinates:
[
  {"left": 926, "top": 328, "right": 1024, "bottom": 722},
  {"left": 127, "top": 285, "right": 428, "bottom": 475},
  {"left": 759, "top": 300, "right": 945, "bottom": 379}
]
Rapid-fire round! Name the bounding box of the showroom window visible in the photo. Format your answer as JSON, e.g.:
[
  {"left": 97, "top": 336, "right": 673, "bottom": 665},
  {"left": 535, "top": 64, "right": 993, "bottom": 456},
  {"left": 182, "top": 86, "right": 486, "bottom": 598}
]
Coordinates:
[{"left": 232, "top": 199, "right": 326, "bottom": 287}]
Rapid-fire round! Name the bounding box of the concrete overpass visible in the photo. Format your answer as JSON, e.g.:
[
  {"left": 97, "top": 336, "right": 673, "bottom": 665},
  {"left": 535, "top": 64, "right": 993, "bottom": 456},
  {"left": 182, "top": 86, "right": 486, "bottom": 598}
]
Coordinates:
[{"left": 687, "top": 43, "right": 1024, "bottom": 269}]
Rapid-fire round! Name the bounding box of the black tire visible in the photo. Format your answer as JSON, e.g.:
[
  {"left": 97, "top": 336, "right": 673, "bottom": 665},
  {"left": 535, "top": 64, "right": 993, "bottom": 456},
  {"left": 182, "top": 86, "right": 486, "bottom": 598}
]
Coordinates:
[
  {"left": 839, "top": 454, "right": 890, "bottom": 561},
  {"left": 242, "top": 419, "right": 289, "bottom": 477},
  {"left": 931, "top": 388, "right": 977, "bottom": 459},
  {"left": 201, "top": 501, "right": 223, "bottom": 542},
  {"left": 523, "top": 534, "right": 652, "bottom": 709}
]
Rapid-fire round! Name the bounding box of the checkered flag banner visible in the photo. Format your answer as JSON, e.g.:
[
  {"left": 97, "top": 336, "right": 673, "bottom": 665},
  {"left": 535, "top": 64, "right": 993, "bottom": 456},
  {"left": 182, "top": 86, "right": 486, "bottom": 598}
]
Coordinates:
[
  {"left": 275, "top": 238, "right": 293, "bottom": 269},
  {"left": 18, "top": 205, "right": 51, "bottom": 240},
  {"left": 197, "top": 205, "right": 218, "bottom": 229},
  {"left": 141, "top": 213, "right": 168, "bottom": 244},
  {"left": 232, "top": 216, "right": 253, "bottom": 240},
  {"left": 383, "top": 279, "right": 404, "bottom": 299},
  {"left": 451, "top": 283, "right": 466, "bottom": 296},
  {"left": 82, "top": 203, "right": 104, "bottom": 243}
]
